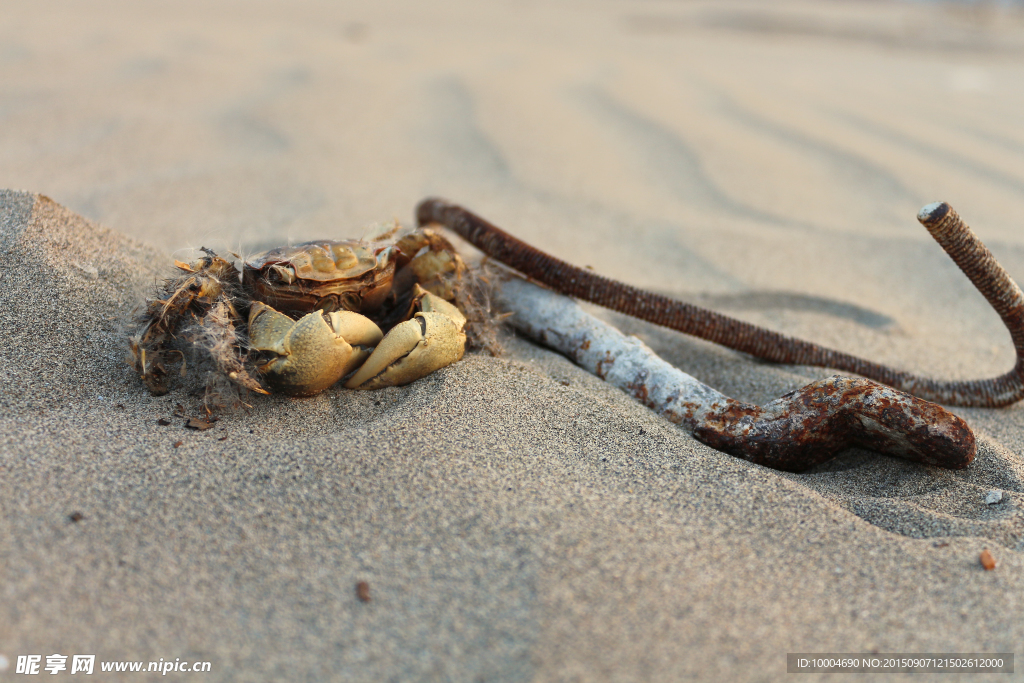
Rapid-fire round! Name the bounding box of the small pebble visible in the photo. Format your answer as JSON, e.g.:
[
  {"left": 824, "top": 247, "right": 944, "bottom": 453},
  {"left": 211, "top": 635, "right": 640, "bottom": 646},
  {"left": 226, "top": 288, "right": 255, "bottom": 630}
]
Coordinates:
[
  {"left": 979, "top": 549, "right": 996, "bottom": 571},
  {"left": 356, "top": 581, "right": 371, "bottom": 603},
  {"left": 985, "top": 490, "right": 1003, "bottom": 505},
  {"left": 186, "top": 417, "right": 216, "bottom": 431}
]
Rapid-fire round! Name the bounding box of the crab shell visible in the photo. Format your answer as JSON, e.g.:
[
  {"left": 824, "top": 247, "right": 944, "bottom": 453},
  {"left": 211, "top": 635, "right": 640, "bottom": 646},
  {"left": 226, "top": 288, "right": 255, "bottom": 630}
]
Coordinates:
[
  {"left": 242, "top": 239, "right": 396, "bottom": 317},
  {"left": 241, "top": 227, "right": 465, "bottom": 319}
]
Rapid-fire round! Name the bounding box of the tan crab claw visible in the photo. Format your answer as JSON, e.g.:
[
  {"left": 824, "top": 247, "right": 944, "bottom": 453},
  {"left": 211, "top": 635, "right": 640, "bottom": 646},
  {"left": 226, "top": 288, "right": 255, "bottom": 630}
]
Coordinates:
[
  {"left": 345, "top": 286, "right": 467, "bottom": 390},
  {"left": 248, "top": 301, "right": 383, "bottom": 396}
]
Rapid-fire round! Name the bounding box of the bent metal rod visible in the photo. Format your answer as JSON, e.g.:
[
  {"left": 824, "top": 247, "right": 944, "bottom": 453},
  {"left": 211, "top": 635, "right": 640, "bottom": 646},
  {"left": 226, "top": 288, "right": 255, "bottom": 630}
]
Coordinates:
[{"left": 415, "top": 198, "right": 1015, "bottom": 470}]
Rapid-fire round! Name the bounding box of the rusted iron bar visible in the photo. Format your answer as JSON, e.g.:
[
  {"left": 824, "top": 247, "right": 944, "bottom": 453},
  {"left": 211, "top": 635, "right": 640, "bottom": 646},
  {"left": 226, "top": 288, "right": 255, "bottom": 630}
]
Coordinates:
[
  {"left": 493, "top": 275, "right": 975, "bottom": 471},
  {"left": 417, "top": 198, "right": 1024, "bottom": 408},
  {"left": 914, "top": 202, "right": 1024, "bottom": 406}
]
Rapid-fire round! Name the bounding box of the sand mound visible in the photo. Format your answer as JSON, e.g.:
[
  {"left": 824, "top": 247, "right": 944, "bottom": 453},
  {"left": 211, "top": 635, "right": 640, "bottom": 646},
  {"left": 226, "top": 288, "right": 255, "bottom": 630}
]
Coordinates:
[{"left": 0, "top": 191, "right": 164, "bottom": 410}]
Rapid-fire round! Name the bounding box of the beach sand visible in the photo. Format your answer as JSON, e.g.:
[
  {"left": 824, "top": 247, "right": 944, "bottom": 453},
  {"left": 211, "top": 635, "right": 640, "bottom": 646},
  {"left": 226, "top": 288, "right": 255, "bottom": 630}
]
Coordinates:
[{"left": 1, "top": 1, "right": 1023, "bottom": 680}]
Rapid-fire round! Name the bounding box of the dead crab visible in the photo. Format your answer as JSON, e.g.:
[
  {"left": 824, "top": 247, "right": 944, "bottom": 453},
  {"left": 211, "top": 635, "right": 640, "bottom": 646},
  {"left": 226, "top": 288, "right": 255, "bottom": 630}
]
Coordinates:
[{"left": 130, "top": 222, "right": 475, "bottom": 401}]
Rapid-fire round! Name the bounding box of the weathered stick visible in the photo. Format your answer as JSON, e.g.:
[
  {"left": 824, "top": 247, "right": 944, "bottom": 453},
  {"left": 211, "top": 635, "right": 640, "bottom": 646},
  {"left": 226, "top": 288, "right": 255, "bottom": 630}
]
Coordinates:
[{"left": 493, "top": 275, "right": 976, "bottom": 472}]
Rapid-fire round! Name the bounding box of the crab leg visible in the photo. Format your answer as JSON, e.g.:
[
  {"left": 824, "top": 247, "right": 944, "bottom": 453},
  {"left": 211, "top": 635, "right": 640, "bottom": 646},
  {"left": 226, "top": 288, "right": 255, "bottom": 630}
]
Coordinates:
[
  {"left": 493, "top": 275, "right": 975, "bottom": 472},
  {"left": 417, "top": 198, "right": 1024, "bottom": 408},
  {"left": 247, "top": 302, "right": 384, "bottom": 396},
  {"left": 345, "top": 290, "right": 467, "bottom": 390}
]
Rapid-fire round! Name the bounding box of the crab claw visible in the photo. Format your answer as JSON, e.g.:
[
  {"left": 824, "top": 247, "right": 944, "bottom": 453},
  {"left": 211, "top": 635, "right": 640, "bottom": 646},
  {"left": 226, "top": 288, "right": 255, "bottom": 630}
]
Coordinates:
[
  {"left": 345, "top": 287, "right": 467, "bottom": 390},
  {"left": 248, "top": 302, "right": 383, "bottom": 396}
]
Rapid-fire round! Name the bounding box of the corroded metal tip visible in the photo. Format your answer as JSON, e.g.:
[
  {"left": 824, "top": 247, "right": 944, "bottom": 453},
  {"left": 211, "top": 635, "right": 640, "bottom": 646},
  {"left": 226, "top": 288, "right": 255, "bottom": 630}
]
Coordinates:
[{"left": 917, "top": 201, "right": 949, "bottom": 225}]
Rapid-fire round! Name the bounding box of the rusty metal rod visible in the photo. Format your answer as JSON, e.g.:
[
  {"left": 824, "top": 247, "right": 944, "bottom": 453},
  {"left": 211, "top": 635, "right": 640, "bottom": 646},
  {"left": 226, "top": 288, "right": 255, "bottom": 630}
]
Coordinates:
[
  {"left": 494, "top": 275, "right": 975, "bottom": 471},
  {"left": 417, "top": 198, "right": 1024, "bottom": 408}
]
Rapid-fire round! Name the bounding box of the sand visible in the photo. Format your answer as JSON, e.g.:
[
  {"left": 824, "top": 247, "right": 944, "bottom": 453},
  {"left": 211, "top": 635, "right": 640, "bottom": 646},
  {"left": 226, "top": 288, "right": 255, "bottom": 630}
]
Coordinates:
[{"left": 1, "top": 0, "right": 1023, "bottom": 680}]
